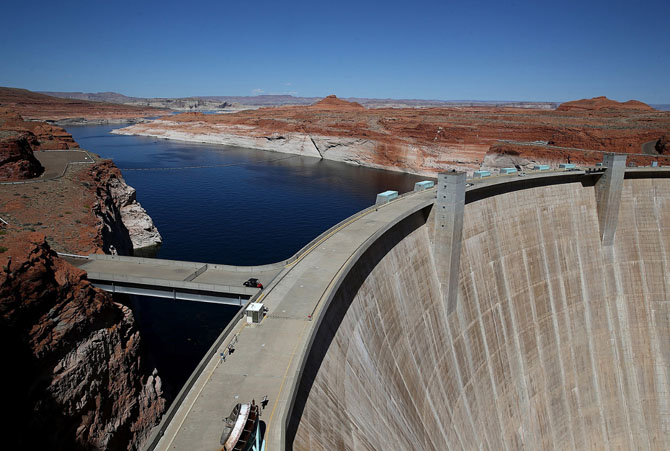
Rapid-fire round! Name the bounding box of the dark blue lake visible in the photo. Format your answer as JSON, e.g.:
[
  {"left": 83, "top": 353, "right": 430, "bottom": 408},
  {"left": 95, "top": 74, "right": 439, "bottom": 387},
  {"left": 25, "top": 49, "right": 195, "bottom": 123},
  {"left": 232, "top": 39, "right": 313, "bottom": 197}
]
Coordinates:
[
  {"left": 68, "top": 125, "right": 426, "bottom": 265},
  {"left": 66, "top": 124, "right": 429, "bottom": 397}
]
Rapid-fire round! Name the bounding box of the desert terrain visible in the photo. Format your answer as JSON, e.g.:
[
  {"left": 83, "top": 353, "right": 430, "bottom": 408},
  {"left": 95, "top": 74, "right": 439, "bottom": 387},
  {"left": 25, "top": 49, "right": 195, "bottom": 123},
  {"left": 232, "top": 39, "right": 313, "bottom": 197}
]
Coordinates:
[
  {"left": 113, "top": 95, "right": 670, "bottom": 176},
  {"left": 0, "top": 107, "right": 160, "bottom": 256},
  {"left": 0, "top": 87, "right": 168, "bottom": 123},
  {"left": 0, "top": 105, "right": 166, "bottom": 449}
]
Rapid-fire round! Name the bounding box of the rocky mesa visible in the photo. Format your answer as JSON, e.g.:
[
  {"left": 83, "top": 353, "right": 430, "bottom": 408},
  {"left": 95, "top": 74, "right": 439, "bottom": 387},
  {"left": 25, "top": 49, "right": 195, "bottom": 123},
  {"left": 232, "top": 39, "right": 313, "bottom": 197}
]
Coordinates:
[
  {"left": 113, "top": 95, "right": 670, "bottom": 176},
  {"left": 556, "top": 95, "right": 656, "bottom": 112}
]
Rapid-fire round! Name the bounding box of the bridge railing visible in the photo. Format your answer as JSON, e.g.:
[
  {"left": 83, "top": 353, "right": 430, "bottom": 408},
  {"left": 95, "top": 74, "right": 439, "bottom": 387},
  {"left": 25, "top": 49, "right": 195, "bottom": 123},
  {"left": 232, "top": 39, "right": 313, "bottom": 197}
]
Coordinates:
[
  {"left": 85, "top": 271, "right": 258, "bottom": 297},
  {"left": 86, "top": 253, "right": 287, "bottom": 273}
]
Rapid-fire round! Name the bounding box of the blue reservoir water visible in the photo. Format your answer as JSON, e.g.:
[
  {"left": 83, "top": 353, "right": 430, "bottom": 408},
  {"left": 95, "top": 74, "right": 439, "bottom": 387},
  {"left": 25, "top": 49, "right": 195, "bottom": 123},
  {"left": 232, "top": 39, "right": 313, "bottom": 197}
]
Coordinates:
[
  {"left": 68, "top": 125, "right": 427, "bottom": 264},
  {"left": 66, "top": 124, "right": 429, "bottom": 397}
]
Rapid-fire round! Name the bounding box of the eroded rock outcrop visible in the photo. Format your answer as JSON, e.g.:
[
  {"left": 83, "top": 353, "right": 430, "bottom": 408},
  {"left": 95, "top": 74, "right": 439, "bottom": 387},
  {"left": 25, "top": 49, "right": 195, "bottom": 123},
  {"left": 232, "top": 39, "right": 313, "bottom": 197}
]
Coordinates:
[
  {"left": 0, "top": 234, "right": 165, "bottom": 449},
  {"left": 0, "top": 131, "right": 44, "bottom": 180},
  {"left": 308, "top": 94, "right": 365, "bottom": 110},
  {"left": 0, "top": 107, "right": 78, "bottom": 150},
  {"left": 656, "top": 134, "right": 669, "bottom": 154},
  {"left": 0, "top": 107, "right": 81, "bottom": 181},
  {"left": 108, "top": 174, "right": 162, "bottom": 252},
  {"left": 556, "top": 96, "right": 655, "bottom": 112},
  {"left": 85, "top": 160, "right": 162, "bottom": 254}
]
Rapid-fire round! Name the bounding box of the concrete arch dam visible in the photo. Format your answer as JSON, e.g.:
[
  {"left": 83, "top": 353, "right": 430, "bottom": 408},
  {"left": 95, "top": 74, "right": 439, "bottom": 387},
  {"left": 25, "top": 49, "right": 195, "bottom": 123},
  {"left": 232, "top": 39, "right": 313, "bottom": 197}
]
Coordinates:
[
  {"left": 288, "top": 168, "right": 670, "bottom": 449},
  {"left": 146, "top": 165, "right": 670, "bottom": 451}
]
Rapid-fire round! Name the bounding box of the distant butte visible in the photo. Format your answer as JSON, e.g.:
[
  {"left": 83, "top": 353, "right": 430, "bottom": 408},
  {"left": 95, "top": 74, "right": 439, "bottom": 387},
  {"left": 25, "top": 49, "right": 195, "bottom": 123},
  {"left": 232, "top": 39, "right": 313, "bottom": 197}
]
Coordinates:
[
  {"left": 557, "top": 96, "right": 655, "bottom": 112},
  {"left": 308, "top": 95, "right": 365, "bottom": 110}
]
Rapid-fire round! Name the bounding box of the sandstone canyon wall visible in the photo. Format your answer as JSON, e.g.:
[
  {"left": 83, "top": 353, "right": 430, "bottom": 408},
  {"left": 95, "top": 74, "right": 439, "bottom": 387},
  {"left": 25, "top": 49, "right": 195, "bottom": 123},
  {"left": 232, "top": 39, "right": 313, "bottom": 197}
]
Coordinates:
[
  {"left": 85, "top": 160, "right": 162, "bottom": 255},
  {"left": 0, "top": 234, "right": 165, "bottom": 449},
  {"left": 0, "top": 110, "right": 165, "bottom": 449}
]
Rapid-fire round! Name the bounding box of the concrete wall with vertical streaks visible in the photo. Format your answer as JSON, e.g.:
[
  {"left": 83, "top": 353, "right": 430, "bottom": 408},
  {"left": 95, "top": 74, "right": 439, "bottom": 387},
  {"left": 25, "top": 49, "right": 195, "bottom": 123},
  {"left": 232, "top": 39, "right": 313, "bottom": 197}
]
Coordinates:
[{"left": 289, "top": 177, "right": 670, "bottom": 450}]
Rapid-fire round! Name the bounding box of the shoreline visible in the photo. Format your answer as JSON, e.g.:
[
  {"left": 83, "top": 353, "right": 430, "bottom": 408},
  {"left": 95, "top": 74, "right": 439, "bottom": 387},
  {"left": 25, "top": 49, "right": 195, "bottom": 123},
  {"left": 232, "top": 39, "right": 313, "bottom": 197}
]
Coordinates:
[
  {"left": 111, "top": 118, "right": 670, "bottom": 177},
  {"left": 111, "top": 121, "right": 477, "bottom": 177},
  {"left": 50, "top": 117, "right": 150, "bottom": 126}
]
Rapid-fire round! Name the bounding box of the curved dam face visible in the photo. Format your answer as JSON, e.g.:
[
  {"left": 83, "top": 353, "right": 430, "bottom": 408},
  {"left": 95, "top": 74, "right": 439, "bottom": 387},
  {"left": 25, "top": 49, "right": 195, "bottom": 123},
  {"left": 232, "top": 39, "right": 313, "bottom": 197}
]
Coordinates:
[{"left": 288, "top": 176, "right": 670, "bottom": 450}]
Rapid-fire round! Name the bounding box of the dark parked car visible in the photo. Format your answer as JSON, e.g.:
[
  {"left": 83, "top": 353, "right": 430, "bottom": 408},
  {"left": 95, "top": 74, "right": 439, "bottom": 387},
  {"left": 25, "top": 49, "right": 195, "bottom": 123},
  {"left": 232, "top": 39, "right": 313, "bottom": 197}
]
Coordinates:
[{"left": 244, "top": 278, "right": 263, "bottom": 289}]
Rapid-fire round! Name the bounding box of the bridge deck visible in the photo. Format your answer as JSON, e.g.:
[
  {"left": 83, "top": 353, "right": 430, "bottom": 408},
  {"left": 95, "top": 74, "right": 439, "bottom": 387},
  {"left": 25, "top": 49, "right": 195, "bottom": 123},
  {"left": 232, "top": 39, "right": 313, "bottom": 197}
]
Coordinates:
[
  {"left": 79, "top": 259, "right": 195, "bottom": 281},
  {"left": 78, "top": 259, "right": 280, "bottom": 288},
  {"left": 74, "top": 257, "right": 282, "bottom": 303},
  {"left": 191, "top": 266, "right": 278, "bottom": 287}
]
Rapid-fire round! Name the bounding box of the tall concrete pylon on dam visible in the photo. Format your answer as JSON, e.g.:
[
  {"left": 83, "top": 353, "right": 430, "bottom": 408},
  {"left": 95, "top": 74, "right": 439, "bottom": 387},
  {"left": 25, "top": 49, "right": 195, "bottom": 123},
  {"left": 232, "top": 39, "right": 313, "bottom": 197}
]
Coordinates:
[
  {"left": 596, "top": 153, "right": 627, "bottom": 245},
  {"left": 434, "top": 170, "right": 466, "bottom": 312}
]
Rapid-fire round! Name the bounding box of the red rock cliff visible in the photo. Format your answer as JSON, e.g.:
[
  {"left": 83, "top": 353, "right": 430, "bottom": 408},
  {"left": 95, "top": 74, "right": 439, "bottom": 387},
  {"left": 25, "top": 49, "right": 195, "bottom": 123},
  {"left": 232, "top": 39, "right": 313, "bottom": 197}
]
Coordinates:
[
  {"left": 0, "top": 107, "right": 78, "bottom": 149},
  {"left": 0, "top": 131, "right": 44, "bottom": 180},
  {"left": 0, "top": 107, "right": 80, "bottom": 181},
  {"left": 0, "top": 233, "right": 165, "bottom": 449}
]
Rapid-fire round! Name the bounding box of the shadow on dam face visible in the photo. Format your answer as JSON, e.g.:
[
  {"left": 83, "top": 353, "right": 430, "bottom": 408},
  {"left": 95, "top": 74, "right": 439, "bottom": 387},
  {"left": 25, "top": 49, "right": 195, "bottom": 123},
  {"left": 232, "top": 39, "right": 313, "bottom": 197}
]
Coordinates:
[{"left": 287, "top": 177, "right": 670, "bottom": 450}]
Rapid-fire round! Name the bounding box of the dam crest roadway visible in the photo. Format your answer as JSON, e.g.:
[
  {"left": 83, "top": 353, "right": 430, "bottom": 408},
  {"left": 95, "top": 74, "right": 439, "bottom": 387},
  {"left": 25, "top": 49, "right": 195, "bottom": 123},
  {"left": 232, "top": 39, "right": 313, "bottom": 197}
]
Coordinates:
[{"left": 74, "top": 162, "right": 670, "bottom": 451}]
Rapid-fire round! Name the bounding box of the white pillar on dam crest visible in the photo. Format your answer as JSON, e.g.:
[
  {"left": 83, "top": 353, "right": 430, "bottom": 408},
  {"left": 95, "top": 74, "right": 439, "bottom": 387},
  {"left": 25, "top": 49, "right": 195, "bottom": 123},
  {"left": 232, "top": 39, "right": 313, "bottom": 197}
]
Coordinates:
[
  {"left": 434, "top": 171, "right": 466, "bottom": 313},
  {"left": 596, "top": 153, "right": 626, "bottom": 246}
]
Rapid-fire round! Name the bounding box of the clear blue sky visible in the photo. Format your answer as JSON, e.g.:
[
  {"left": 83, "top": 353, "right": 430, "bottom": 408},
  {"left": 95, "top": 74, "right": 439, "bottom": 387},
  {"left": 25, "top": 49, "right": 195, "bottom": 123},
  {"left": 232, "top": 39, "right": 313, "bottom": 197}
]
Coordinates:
[{"left": 1, "top": 0, "right": 668, "bottom": 103}]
